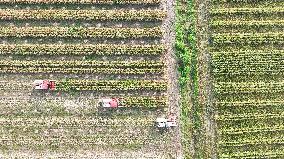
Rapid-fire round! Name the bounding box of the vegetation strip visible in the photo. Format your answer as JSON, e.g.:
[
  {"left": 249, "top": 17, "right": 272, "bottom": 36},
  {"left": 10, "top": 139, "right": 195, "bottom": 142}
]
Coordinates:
[
  {"left": 210, "top": 7, "right": 284, "bottom": 14},
  {"left": 220, "top": 150, "right": 284, "bottom": 159},
  {"left": 212, "top": 32, "right": 284, "bottom": 44},
  {"left": 215, "top": 113, "right": 284, "bottom": 121},
  {"left": 214, "top": 81, "right": 284, "bottom": 94},
  {"left": 216, "top": 100, "right": 284, "bottom": 108},
  {"left": 0, "top": 44, "right": 165, "bottom": 56},
  {"left": 211, "top": 20, "right": 284, "bottom": 27},
  {"left": 122, "top": 96, "right": 167, "bottom": 108},
  {"left": 0, "top": 27, "right": 163, "bottom": 38},
  {"left": 220, "top": 125, "right": 284, "bottom": 135},
  {"left": 0, "top": 9, "right": 166, "bottom": 21},
  {"left": 219, "top": 138, "right": 284, "bottom": 147},
  {"left": 0, "top": 0, "right": 161, "bottom": 4},
  {"left": 56, "top": 80, "right": 167, "bottom": 91},
  {"left": 175, "top": 0, "right": 200, "bottom": 158},
  {"left": 0, "top": 96, "right": 167, "bottom": 108},
  {"left": 211, "top": 49, "right": 284, "bottom": 56},
  {"left": 0, "top": 60, "right": 164, "bottom": 75}
]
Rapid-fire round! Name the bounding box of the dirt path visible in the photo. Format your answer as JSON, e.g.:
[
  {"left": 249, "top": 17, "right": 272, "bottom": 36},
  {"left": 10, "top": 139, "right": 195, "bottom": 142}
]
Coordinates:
[
  {"left": 161, "top": 0, "right": 183, "bottom": 158},
  {"left": 196, "top": 0, "right": 217, "bottom": 158}
]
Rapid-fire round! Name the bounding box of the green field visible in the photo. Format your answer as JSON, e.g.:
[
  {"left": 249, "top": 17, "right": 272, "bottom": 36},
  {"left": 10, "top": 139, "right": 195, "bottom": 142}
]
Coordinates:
[
  {"left": 210, "top": 0, "right": 284, "bottom": 158},
  {"left": 1, "top": 0, "right": 283, "bottom": 158}
]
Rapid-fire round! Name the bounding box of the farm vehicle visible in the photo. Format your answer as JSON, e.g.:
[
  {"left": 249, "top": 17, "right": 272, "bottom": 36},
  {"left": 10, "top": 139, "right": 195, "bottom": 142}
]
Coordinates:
[
  {"left": 33, "top": 80, "right": 56, "bottom": 90},
  {"left": 156, "top": 113, "right": 177, "bottom": 128}
]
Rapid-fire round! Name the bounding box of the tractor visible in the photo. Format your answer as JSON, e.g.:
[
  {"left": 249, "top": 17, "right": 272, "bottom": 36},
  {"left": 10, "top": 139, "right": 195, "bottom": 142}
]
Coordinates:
[
  {"left": 156, "top": 113, "right": 177, "bottom": 128},
  {"left": 99, "top": 98, "right": 122, "bottom": 108},
  {"left": 33, "top": 80, "right": 56, "bottom": 90}
]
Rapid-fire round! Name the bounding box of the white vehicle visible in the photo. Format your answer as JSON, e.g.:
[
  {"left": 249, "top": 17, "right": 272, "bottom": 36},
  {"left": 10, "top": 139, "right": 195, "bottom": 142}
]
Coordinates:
[{"left": 156, "top": 114, "right": 177, "bottom": 128}]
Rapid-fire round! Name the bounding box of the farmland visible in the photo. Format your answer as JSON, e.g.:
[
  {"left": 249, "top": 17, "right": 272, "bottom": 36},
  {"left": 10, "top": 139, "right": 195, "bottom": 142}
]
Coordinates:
[
  {"left": 1, "top": 0, "right": 283, "bottom": 158},
  {"left": 210, "top": 0, "right": 284, "bottom": 158},
  {"left": 0, "top": 0, "right": 181, "bottom": 158}
]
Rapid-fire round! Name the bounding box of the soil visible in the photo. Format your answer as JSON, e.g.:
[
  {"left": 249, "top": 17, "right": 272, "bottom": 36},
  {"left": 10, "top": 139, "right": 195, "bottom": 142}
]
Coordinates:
[
  {"left": 161, "top": 0, "right": 183, "bottom": 158},
  {"left": 196, "top": 0, "right": 217, "bottom": 158}
]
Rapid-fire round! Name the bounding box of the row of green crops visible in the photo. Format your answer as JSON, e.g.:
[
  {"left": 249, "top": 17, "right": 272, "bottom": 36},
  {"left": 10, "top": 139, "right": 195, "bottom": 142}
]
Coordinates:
[
  {"left": 0, "top": 9, "right": 166, "bottom": 21},
  {"left": 0, "top": 44, "right": 165, "bottom": 56},
  {"left": 210, "top": 0, "right": 284, "bottom": 158},
  {"left": 0, "top": 27, "right": 163, "bottom": 38},
  {"left": 0, "top": 60, "right": 164, "bottom": 75},
  {"left": 0, "top": 0, "right": 162, "bottom": 5}
]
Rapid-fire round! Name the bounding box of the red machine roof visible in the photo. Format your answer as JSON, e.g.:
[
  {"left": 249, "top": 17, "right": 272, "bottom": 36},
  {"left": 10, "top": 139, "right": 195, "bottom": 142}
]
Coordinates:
[
  {"left": 109, "top": 99, "right": 118, "bottom": 108},
  {"left": 42, "top": 80, "right": 49, "bottom": 89}
]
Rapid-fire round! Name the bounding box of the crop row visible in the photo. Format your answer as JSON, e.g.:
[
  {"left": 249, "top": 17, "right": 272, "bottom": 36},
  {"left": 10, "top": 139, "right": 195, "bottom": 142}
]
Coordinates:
[
  {"left": 0, "top": 68, "right": 162, "bottom": 75},
  {"left": 0, "top": 9, "right": 166, "bottom": 21},
  {"left": 212, "top": 56, "right": 284, "bottom": 76},
  {"left": 219, "top": 127, "right": 284, "bottom": 141},
  {"left": 216, "top": 100, "right": 284, "bottom": 108},
  {"left": 0, "top": 95, "right": 167, "bottom": 108},
  {"left": 210, "top": 20, "right": 284, "bottom": 27},
  {"left": 0, "top": 80, "right": 167, "bottom": 91},
  {"left": 219, "top": 137, "right": 284, "bottom": 147},
  {"left": 216, "top": 81, "right": 284, "bottom": 94},
  {"left": 0, "top": 60, "right": 163, "bottom": 67},
  {"left": 0, "top": 27, "right": 162, "bottom": 38},
  {"left": 56, "top": 80, "right": 167, "bottom": 91},
  {"left": 122, "top": 96, "right": 167, "bottom": 108},
  {"left": 212, "top": 53, "right": 284, "bottom": 65},
  {"left": 212, "top": 32, "right": 284, "bottom": 44},
  {"left": 220, "top": 150, "right": 284, "bottom": 159},
  {"left": 0, "top": 0, "right": 161, "bottom": 4},
  {"left": 213, "top": 68, "right": 283, "bottom": 77},
  {"left": 0, "top": 135, "right": 159, "bottom": 149},
  {"left": 210, "top": 7, "right": 284, "bottom": 15},
  {"left": 217, "top": 118, "right": 284, "bottom": 135},
  {"left": 219, "top": 124, "right": 284, "bottom": 135},
  {"left": 214, "top": 81, "right": 284, "bottom": 94},
  {"left": 0, "top": 44, "right": 165, "bottom": 56},
  {"left": 0, "top": 67, "right": 163, "bottom": 74},
  {"left": 0, "top": 60, "right": 164, "bottom": 75},
  {"left": 212, "top": 0, "right": 281, "bottom": 3},
  {"left": 211, "top": 49, "right": 284, "bottom": 56},
  {"left": 215, "top": 112, "right": 284, "bottom": 121},
  {"left": 215, "top": 100, "right": 284, "bottom": 116}
]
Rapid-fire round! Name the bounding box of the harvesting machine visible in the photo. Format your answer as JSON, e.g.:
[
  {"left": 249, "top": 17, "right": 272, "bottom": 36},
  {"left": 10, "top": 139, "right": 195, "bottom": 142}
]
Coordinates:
[
  {"left": 99, "top": 98, "right": 122, "bottom": 108},
  {"left": 33, "top": 80, "right": 56, "bottom": 90},
  {"left": 156, "top": 113, "right": 177, "bottom": 128}
]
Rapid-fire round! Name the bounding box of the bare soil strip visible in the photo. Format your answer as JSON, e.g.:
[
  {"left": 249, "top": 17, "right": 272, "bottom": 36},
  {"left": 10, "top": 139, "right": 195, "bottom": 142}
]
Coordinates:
[
  {"left": 196, "top": 0, "right": 217, "bottom": 158},
  {"left": 162, "top": 0, "right": 183, "bottom": 157}
]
